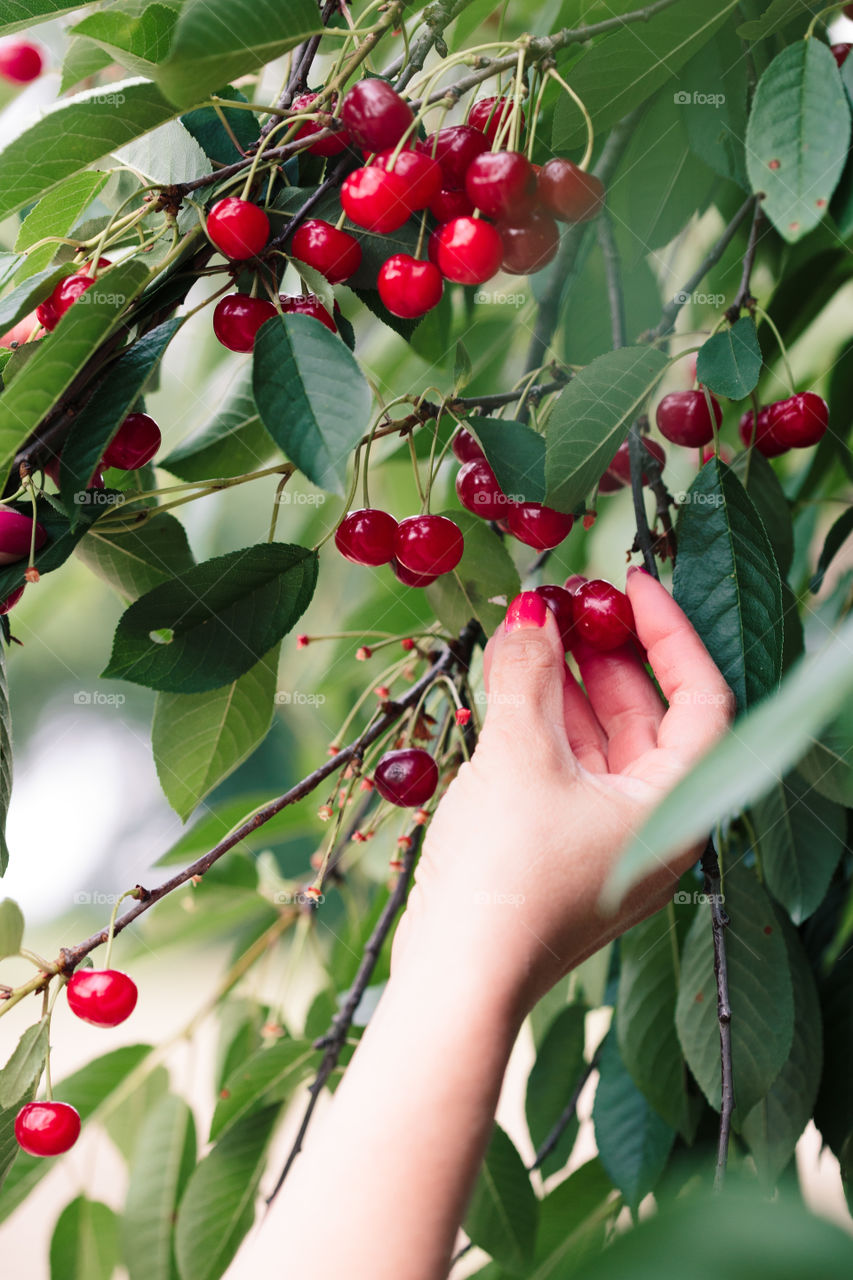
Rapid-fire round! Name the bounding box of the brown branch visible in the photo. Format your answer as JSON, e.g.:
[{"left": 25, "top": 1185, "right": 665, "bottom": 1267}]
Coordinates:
[
  {"left": 700, "top": 838, "right": 733, "bottom": 1190},
  {"left": 257, "top": 0, "right": 341, "bottom": 141},
  {"left": 724, "top": 204, "right": 763, "bottom": 325},
  {"left": 528, "top": 1045, "right": 602, "bottom": 1172}
]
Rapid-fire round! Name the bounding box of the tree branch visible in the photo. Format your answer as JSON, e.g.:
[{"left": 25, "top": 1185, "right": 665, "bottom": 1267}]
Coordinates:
[
  {"left": 700, "top": 837, "right": 733, "bottom": 1190},
  {"left": 528, "top": 1045, "right": 602, "bottom": 1172},
  {"left": 257, "top": 0, "right": 341, "bottom": 140},
  {"left": 388, "top": 0, "right": 473, "bottom": 90},
  {"left": 724, "top": 203, "right": 763, "bottom": 325}
]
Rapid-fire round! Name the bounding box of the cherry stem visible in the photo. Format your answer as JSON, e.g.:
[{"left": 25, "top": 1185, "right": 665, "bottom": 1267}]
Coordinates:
[
  {"left": 408, "top": 432, "right": 428, "bottom": 511},
  {"left": 267, "top": 472, "right": 294, "bottom": 542},
  {"left": 104, "top": 889, "right": 136, "bottom": 970},
  {"left": 546, "top": 68, "right": 594, "bottom": 171},
  {"left": 753, "top": 304, "right": 796, "bottom": 394}
]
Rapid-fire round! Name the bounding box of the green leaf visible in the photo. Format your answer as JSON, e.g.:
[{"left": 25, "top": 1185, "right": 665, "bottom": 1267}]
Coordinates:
[
  {"left": 797, "top": 705, "right": 853, "bottom": 805},
  {"left": 528, "top": 1159, "right": 617, "bottom": 1280},
  {"left": 745, "top": 41, "right": 850, "bottom": 242},
  {"left": 741, "top": 911, "right": 822, "bottom": 1184},
  {"left": 730, "top": 450, "right": 794, "bottom": 577},
  {"left": 210, "top": 1038, "right": 317, "bottom": 1142},
  {"left": 525, "top": 1002, "right": 586, "bottom": 1178},
  {"left": 71, "top": 4, "right": 179, "bottom": 77},
  {"left": 76, "top": 515, "right": 195, "bottom": 603},
  {"left": 675, "top": 862, "right": 794, "bottom": 1121},
  {"left": 102, "top": 542, "right": 318, "bottom": 694},
  {"left": 751, "top": 770, "right": 846, "bottom": 923},
  {"left": 737, "top": 0, "right": 817, "bottom": 40},
  {"left": 544, "top": 347, "right": 669, "bottom": 513},
  {"left": 0, "top": 645, "right": 11, "bottom": 875},
  {"left": 810, "top": 506, "right": 853, "bottom": 593},
  {"left": 123, "top": 1094, "right": 197, "bottom": 1280},
  {"left": 157, "top": 0, "right": 323, "bottom": 107},
  {"left": 696, "top": 318, "right": 762, "bottom": 399},
  {"left": 181, "top": 89, "right": 258, "bottom": 168},
  {"left": 0, "top": 80, "right": 180, "bottom": 221},
  {"left": 113, "top": 118, "right": 212, "bottom": 189},
  {"left": 469, "top": 417, "right": 546, "bottom": 503},
  {"left": 0, "top": 1018, "right": 48, "bottom": 1107},
  {"left": 152, "top": 646, "right": 280, "bottom": 820},
  {"left": 104, "top": 1064, "right": 170, "bottom": 1162},
  {"left": 815, "top": 950, "right": 853, "bottom": 1159},
  {"left": 681, "top": 23, "right": 749, "bottom": 188},
  {"left": 672, "top": 458, "right": 783, "bottom": 710},
  {"left": 0, "top": 0, "right": 82, "bottom": 35},
  {"left": 174, "top": 1105, "right": 279, "bottom": 1280},
  {"left": 50, "top": 1197, "right": 119, "bottom": 1280},
  {"left": 59, "top": 37, "right": 113, "bottom": 95},
  {"left": 0, "top": 259, "right": 152, "bottom": 490},
  {"left": 253, "top": 314, "right": 372, "bottom": 495},
  {"left": 0, "top": 897, "right": 23, "bottom": 956},
  {"left": 162, "top": 367, "right": 277, "bottom": 482},
  {"left": 593, "top": 1032, "right": 675, "bottom": 1213},
  {"left": 463, "top": 1123, "right": 538, "bottom": 1275},
  {"left": 14, "top": 172, "right": 108, "bottom": 282},
  {"left": 425, "top": 510, "right": 520, "bottom": 638}
]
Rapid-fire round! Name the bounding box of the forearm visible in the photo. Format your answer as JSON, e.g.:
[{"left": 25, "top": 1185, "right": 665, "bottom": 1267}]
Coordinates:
[{"left": 272, "top": 948, "right": 525, "bottom": 1279}]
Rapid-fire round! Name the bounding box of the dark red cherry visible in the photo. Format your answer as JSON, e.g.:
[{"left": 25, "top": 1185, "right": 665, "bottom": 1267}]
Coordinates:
[
  {"left": 430, "top": 216, "right": 503, "bottom": 285},
  {"left": 212, "top": 294, "right": 276, "bottom": 352},
  {"left": 0, "top": 508, "right": 47, "bottom": 565},
  {"left": 455, "top": 457, "right": 512, "bottom": 520},
  {"left": 766, "top": 392, "right": 829, "bottom": 448},
  {"left": 0, "top": 585, "right": 24, "bottom": 614},
  {"left": 66, "top": 969, "right": 138, "bottom": 1027},
  {"left": 377, "top": 148, "right": 442, "bottom": 211},
  {"left": 420, "top": 125, "right": 489, "bottom": 189},
  {"left": 0, "top": 41, "right": 43, "bottom": 83},
  {"left": 14, "top": 1102, "right": 80, "bottom": 1157},
  {"left": 655, "top": 390, "right": 722, "bottom": 447},
  {"left": 341, "top": 165, "right": 411, "bottom": 233},
  {"left": 378, "top": 254, "right": 443, "bottom": 318},
  {"left": 464, "top": 150, "right": 537, "bottom": 220},
  {"left": 497, "top": 208, "right": 560, "bottom": 275},
  {"left": 206, "top": 197, "right": 270, "bottom": 259},
  {"left": 573, "top": 579, "right": 635, "bottom": 651},
  {"left": 538, "top": 158, "right": 605, "bottom": 223},
  {"left": 391, "top": 558, "right": 441, "bottom": 588},
  {"left": 428, "top": 187, "right": 475, "bottom": 221},
  {"left": 291, "top": 219, "right": 362, "bottom": 284},
  {"left": 832, "top": 43, "right": 851, "bottom": 68},
  {"left": 506, "top": 502, "right": 573, "bottom": 550},
  {"left": 535, "top": 584, "right": 575, "bottom": 649},
  {"left": 102, "top": 413, "right": 160, "bottom": 470},
  {"left": 738, "top": 406, "right": 787, "bottom": 457},
  {"left": 35, "top": 258, "right": 111, "bottom": 331},
  {"left": 395, "top": 514, "right": 464, "bottom": 576},
  {"left": 340, "top": 79, "right": 414, "bottom": 152},
  {"left": 335, "top": 508, "right": 398, "bottom": 566},
  {"left": 598, "top": 437, "right": 666, "bottom": 493},
  {"left": 279, "top": 294, "right": 336, "bottom": 332},
  {"left": 466, "top": 97, "right": 525, "bottom": 147},
  {"left": 290, "top": 92, "right": 350, "bottom": 156},
  {"left": 451, "top": 428, "right": 484, "bottom": 463},
  {"left": 374, "top": 747, "right": 438, "bottom": 807}
]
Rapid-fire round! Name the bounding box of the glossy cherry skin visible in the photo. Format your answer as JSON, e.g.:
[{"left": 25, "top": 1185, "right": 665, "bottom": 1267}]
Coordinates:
[
  {"left": 451, "top": 428, "right": 484, "bottom": 463},
  {"left": 374, "top": 747, "right": 438, "bottom": 807},
  {"left": 738, "top": 405, "right": 787, "bottom": 457},
  {"left": 212, "top": 294, "right": 276, "bottom": 352},
  {"left": 0, "top": 41, "right": 43, "bottom": 83},
  {"left": 102, "top": 413, "right": 161, "bottom": 471},
  {"left": 341, "top": 165, "right": 411, "bottom": 233},
  {"left": 290, "top": 92, "right": 350, "bottom": 156},
  {"left": 340, "top": 79, "right": 413, "bottom": 152},
  {"left": 206, "top": 197, "right": 270, "bottom": 260},
  {"left": 291, "top": 219, "right": 361, "bottom": 284},
  {"left": 0, "top": 585, "right": 24, "bottom": 614},
  {"left": 464, "top": 150, "right": 537, "bottom": 220},
  {"left": 573, "top": 580, "right": 635, "bottom": 651},
  {"left": 279, "top": 294, "right": 336, "bottom": 332},
  {"left": 428, "top": 187, "right": 474, "bottom": 221},
  {"left": 506, "top": 502, "right": 573, "bottom": 550},
  {"left": 535, "top": 584, "right": 575, "bottom": 650},
  {"left": 598, "top": 437, "right": 666, "bottom": 493},
  {"left": 538, "top": 158, "right": 605, "bottom": 223},
  {"left": 430, "top": 217, "right": 503, "bottom": 285},
  {"left": 766, "top": 392, "right": 829, "bottom": 449},
  {"left": 455, "top": 458, "right": 512, "bottom": 520},
  {"left": 378, "top": 254, "right": 443, "bottom": 318},
  {"left": 36, "top": 258, "right": 111, "bottom": 331},
  {"left": 497, "top": 208, "right": 560, "bottom": 275},
  {"left": 395, "top": 514, "right": 464, "bottom": 576},
  {"left": 377, "top": 148, "right": 442, "bottom": 211},
  {"left": 391, "top": 558, "right": 440, "bottom": 588},
  {"left": 655, "top": 390, "right": 722, "bottom": 447},
  {"left": 832, "top": 43, "right": 852, "bottom": 69},
  {"left": 66, "top": 969, "right": 138, "bottom": 1027},
  {"left": 421, "top": 126, "right": 489, "bottom": 189},
  {"left": 466, "top": 97, "right": 525, "bottom": 146},
  {"left": 0, "top": 508, "right": 47, "bottom": 565},
  {"left": 15, "top": 1102, "right": 80, "bottom": 1157},
  {"left": 335, "top": 508, "right": 398, "bottom": 566}
]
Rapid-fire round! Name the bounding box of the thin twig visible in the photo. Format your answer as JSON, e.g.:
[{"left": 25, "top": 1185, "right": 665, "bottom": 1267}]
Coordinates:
[
  {"left": 390, "top": 0, "right": 473, "bottom": 90},
  {"left": 258, "top": 0, "right": 341, "bottom": 140},
  {"left": 724, "top": 204, "right": 763, "bottom": 324},
  {"left": 700, "top": 837, "right": 733, "bottom": 1190},
  {"left": 528, "top": 1046, "right": 602, "bottom": 1172}
]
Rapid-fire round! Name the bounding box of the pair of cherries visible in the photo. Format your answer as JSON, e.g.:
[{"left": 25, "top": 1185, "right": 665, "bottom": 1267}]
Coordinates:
[
  {"left": 737, "top": 392, "right": 829, "bottom": 457},
  {"left": 212, "top": 290, "right": 336, "bottom": 353},
  {"left": 537, "top": 576, "right": 636, "bottom": 653},
  {"left": 335, "top": 509, "right": 464, "bottom": 586},
  {"left": 36, "top": 258, "right": 112, "bottom": 332},
  {"left": 452, "top": 428, "right": 574, "bottom": 550}
]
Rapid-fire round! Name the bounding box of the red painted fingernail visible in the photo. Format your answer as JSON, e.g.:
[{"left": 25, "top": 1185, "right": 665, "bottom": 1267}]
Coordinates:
[
  {"left": 505, "top": 591, "right": 548, "bottom": 632},
  {"left": 627, "top": 565, "right": 650, "bottom": 579}
]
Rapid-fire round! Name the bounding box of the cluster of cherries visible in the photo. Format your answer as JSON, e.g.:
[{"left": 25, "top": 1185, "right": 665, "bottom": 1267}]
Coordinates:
[
  {"left": 13, "top": 966, "right": 138, "bottom": 1158},
  {"left": 335, "top": 506, "right": 463, "bottom": 587},
  {"left": 451, "top": 427, "right": 574, "bottom": 549},
  {"left": 653, "top": 387, "right": 829, "bottom": 456},
  {"left": 0, "top": 39, "right": 43, "bottom": 83}
]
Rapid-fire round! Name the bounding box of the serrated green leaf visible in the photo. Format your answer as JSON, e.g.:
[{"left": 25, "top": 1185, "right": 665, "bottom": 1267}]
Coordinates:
[
  {"left": 730, "top": 450, "right": 794, "bottom": 577},
  {"left": 162, "top": 367, "right": 277, "bottom": 482},
  {"left": 102, "top": 542, "right": 317, "bottom": 694},
  {"left": 0, "top": 1018, "right": 48, "bottom": 1107},
  {"left": 15, "top": 172, "right": 108, "bottom": 282},
  {"left": 424, "top": 509, "right": 519, "bottom": 637},
  {"left": 0, "top": 0, "right": 81, "bottom": 34},
  {"left": 464, "top": 1123, "right": 538, "bottom": 1274},
  {"left": 153, "top": 646, "right": 280, "bottom": 820},
  {"left": 696, "top": 318, "right": 762, "bottom": 399},
  {"left": 0, "top": 897, "right": 23, "bottom": 955},
  {"left": 71, "top": 4, "right": 178, "bottom": 78},
  {"left": 544, "top": 347, "right": 669, "bottom": 513},
  {"left": 525, "top": 1002, "right": 586, "bottom": 1178},
  {"left": 468, "top": 418, "right": 545, "bottom": 503},
  {"left": 681, "top": 24, "right": 749, "bottom": 188},
  {"left": 59, "top": 37, "right": 113, "bottom": 95},
  {"left": 181, "top": 89, "right": 258, "bottom": 168},
  {"left": 76, "top": 515, "right": 195, "bottom": 603},
  {"left": 253, "top": 314, "right": 372, "bottom": 495},
  {"left": 672, "top": 458, "right": 783, "bottom": 710},
  {"left": 751, "top": 771, "right": 845, "bottom": 923},
  {"left": 810, "top": 506, "right": 853, "bottom": 593},
  {"left": 50, "top": 1197, "right": 119, "bottom": 1280},
  {"left": 210, "top": 1038, "right": 317, "bottom": 1142},
  {"left": 675, "top": 862, "right": 794, "bottom": 1121},
  {"left": 113, "top": 119, "right": 212, "bottom": 188},
  {"left": 123, "top": 1094, "right": 197, "bottom": 1280},
  {"left": 745, "top": 41, "right": 850, "bottom": 242},
  {"left": 593, "top": 1032, "right": 675, "bottom": 1213},
  {"left": 0, "top": 647, "right": 11, "bottom": 875}
]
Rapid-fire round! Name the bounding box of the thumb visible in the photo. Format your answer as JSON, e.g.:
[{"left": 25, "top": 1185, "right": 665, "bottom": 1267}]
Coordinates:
[{"left": 481, "top": 591, "right": 569, "bottom": 761}]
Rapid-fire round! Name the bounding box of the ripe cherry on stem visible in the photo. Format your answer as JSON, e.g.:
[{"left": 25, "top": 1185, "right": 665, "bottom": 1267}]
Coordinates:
[
  {"left": 451, "top": 428, "right": 484, "bottom": 463},
  {"left": 766, "top": 392, "right": 829, "bottom": 449},
  {"left": 506, "top": 502, "right": 573, "bottom": 550},
  {"left": 374, "top": 748, "right": 438, "bottom": 807},
  {"left": 291, "top": 220, "right": 362, "bottom": 284},
  {"left": 213, "top": 294, "right": 277, "bottom": 352},
  {"left": 14, "top": 1102, "right": 81, "bottom": 1158},
  {"left": 538, "top": 159, "right": 605, "bottom": 223},
  {"left": 378, "top": 255, "right": 443, "bottom": 319},
  {"left": 467, "top": 97, "right": 525, "bottom": 147},
  {"left": 497, "top": 209, "right": 560, "bottom": 275},
  {"left": 66, "top": 969, "right": 139, "bottom": 1027},
  {"left": 0, "top": 41, "right": 43, "bottom": 83},
  {"left": 376, "top": 148, "right": 442, "bottom": 211},
  {"left": 598, "top": 437, "right": 666, "bottom": 493},
  {"left": 572, "top": 579, "right": 635, "bottom": 651},
  {"left": 340, "top": 79, "right": 414, "bottom": 153},
  {"left": 341, "top": 166, "right": 412, "bottom": 233},
  {"left": 738, "top": 406, "right": 787, "bottom": 458},
  {"left": 206, "top": 197, "right": 270, "bottom": 260},
  {"left": 464, "top": 151, "right": 537, "bottom": 220},
  {"left": 430, "top": 217, "right": 503, "bottom": 285},
  {"left": 36, "top": 258, "right": 111, "bottom": 331},
  {"left": 421, "top": 125, "right": 489, "bottom": 190},
  {"left": 102, "top": 413, "right": 161, "bottom": 471},
  {"left": 290, "top": 92, "right": 350, "bottom": 156},
  {"left": 455, "top": 458, "right": 511, "bottom": 520},
  {"left": 655, "top": 390, "right": 722, "bottom": 448},
  {"left": 279, "top": 294, "right": 336, "bottom": 332},
  {"left": 395, "top": 515, "right": 464, "bottom": 576},
  {"left": 335, "top": 509, "right": 398, "bottom": 566},
  {"left": 0, "top": 508, "right": 47, "bottom": 566}
]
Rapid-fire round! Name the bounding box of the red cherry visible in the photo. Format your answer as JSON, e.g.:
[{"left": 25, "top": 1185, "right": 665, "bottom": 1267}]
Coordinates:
[
  {"left": 497, "top": 208, "right": 560, "bottom": 275},
  {"left": 291, "top": 219, "right": 362, "bottom": 284},
  {"left": 378, "top": 255, "right": 443, "bottom": 318},
  {"left": 430, "top": 217, "right": 503, "bottom": 285},
  {"left": 738, "top": 406, "right": 787, "bottom": 457},
  {"left": 655, "top": 390, "right": 722, "bottom": 447},
  {"left": 832, "top": 43, "right": 851, "bottom": 69},
  {"left": 506, "top": 502, "right": 573, "bottom": 550},
  {"left": 538, "top": 158, "right": 605, "bottom": 223},
  {"left": 0, "top": 508, "right": 47, "bottom": 565},
  {"left": 455, "top": 458, "right": 511, "bottom": 520},
  {"left": 66, "top": 969, "right": 138, "bottom": 1027},
  {"left": 428, "top": 188, "right": 474, "bottom": 221},
  {"left": 36, "top": 258, "right": 111, "bottom": 331},
  {"left": 102, "top": 413, "right": 161, "bottom": 471},
  {"left": 340, "top": 79, "right": 413, "bottom": 152},
  {"left": 279, "top": 294, "right": 336, "bottom": 332},
  {"left": 573, "top": 579, "right": 635, "bottom": 651},
  {"left": 765, "top": 392, "right": 829, "bottom": 448},
  {"left": 420, "top": 126, "right": 489, "bottom": 189},
  {"left": 598, "top": 437, "right": 666, "bottom": 493},
  {"left": 0, "top": 585, "right": 24, "bottom": 614},
  {"left": 451, "top": 428, "right": 484, "bottom": 463},
  {"left": 374, "top": 747, "right": 438, "bottom": 807},
  {"left": 464, "top": 150, "right": 537, "bottom": 220},
  {"left": 290, "top": 92, "right": 350, "bottom": 156},
  {"left": 212, "top": 294, "right": 276, "bottom": 352},
  {"left": 341, "top": 165, "right": 411, "bottom": 233},
  {"left": 335, "top": 508, "right": 398, "bottom": 566},
  {"left": 377, "top": 148, "right": 442, "bottom": 210},
  {"left": 391, "top": 558, "right": 440, "bottom": 588},
  {"left": 14, "top": 1102, "right": 80, "bottom": 1157},
  {"left": 44, "top": 453, "right": 103, "bottom": 490},
  {"left": 0, "top": 41, "right": 43, "bottom": 84},
  {"left": 535, "top": 584, "right": 574, "bottom": 649},
  {"left": 395, "top": 514, "right": 464, "bottom": 576},
  {"left": 206, "top": 197, "right": 269, "bottom": 260},
  {"left": 466, "top": 97, "right": 525, "bottom": 147}
]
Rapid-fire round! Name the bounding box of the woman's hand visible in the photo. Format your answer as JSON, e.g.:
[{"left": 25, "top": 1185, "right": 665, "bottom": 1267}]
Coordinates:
[{"left": 392, "top": 568, "right": 734, "bottom": 1015}]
